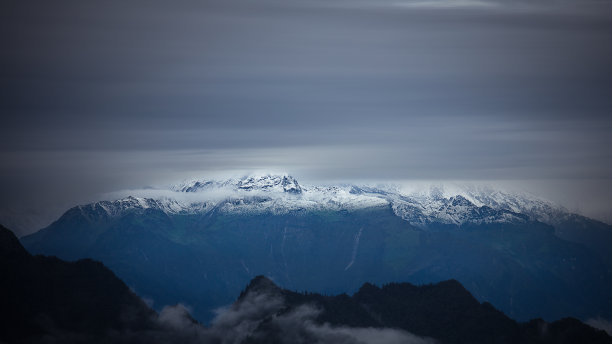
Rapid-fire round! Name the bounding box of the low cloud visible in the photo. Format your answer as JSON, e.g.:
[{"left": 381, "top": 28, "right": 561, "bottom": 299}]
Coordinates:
[
  {"left": 102, "top": 289, "right": 434, "bottom": 344},
  {"left": 256, "top": 302, "right": 433, "bottom": 344},
  {"left": 203, "top": 290, "right": 433, "bottom": 344},
  {"left": 208, "top": 291, "right": 285, "bottom": 344},
  {"left": 586, "top": 318, "right": 612, "bottom": 336}
]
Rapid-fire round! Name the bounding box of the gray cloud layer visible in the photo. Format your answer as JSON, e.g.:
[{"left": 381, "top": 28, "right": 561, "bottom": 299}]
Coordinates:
[{"left": 1, "top": 0, "right": 612, "bottom": 234}]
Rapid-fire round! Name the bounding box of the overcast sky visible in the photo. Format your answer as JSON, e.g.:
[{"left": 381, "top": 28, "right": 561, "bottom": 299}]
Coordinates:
[{"left": 1, "top": 0, "right": 612, "bottom": 235}]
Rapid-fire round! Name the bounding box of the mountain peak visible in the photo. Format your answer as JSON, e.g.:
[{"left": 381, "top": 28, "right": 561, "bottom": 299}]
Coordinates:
[
  {"left": 0, "top": 225, "right": 27, "bottom": 256},
  {"left": 174, "top": 173, "right": 302, "bottom": 194},
  {"left": 65, "top": 177, "right": 572, "bottom": 228},
  {"left": 238, "top": 174, "right": 301, "bottom": 193},
  {"left": 240, "top": 275, "right": 282, "bottom": 297}
]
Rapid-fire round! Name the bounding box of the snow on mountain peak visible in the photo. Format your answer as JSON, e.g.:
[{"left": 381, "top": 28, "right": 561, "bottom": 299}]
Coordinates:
[
  {"left": 173, "top": 173, "right": 302, "bottom": 194},
  {"left": 90, "top": 176, "right": 572, "bottom": 228},
  {"left": 237, "top": 174, "right": 302, "bottom": 194}
]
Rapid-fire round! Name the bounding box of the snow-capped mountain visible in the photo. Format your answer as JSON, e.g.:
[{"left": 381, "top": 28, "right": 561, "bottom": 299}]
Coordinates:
[
  {"left": 22, "top": 173, "right": 612, "bottom": 324},
  {"left": 174, "top": 174, "right": 303, "bottom": 194},
  {"left": 89, "top": 173, "right": 569, "bottom": 228}
]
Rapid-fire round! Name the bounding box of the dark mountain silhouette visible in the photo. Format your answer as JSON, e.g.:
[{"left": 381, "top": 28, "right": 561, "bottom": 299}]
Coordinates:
[
  {"left": 237, "top": 275, "right": 612, "bottom": 344},
  {"left": 0, "top": 225, "right": 159, "bottom": 343}
]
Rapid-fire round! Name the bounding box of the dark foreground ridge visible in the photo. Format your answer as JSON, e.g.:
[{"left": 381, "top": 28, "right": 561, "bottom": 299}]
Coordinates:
[
  {"left": 0, "top": 225, "right": 220, "bottom": 344},
  {"left": 2, "top": 225, "right": 610, "bottom": 343},
  {"left": 0, "top": 225, "right": 160, "bottom": 343},
  {"left": 238, "top": 275, "right": 612, "bottom": 344}
]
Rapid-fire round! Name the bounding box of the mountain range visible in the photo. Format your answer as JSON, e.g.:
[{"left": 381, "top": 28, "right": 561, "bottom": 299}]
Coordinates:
[
  {"left": 3, "top": 224, "right": 611, "bottom": 343},
  {"left": 21, "top": 174, "right": 612, "bottom": 323}
]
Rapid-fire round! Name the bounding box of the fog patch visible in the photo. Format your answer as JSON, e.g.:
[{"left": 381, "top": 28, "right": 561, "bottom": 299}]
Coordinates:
[
  {"left": 208, "top": 291, "right": 285, "bottom": 344},
  {"left": 262, "top": 303, "right": 434, "bottom": 344},
  {"left": 125, "top": 289, "right": 435, "bottom": 344},
  {"left": 586, "top": 317, "right": 612, "bottom": 336},
  {"left": 208, "top": 289, "right": 433, "bottom": 344}
]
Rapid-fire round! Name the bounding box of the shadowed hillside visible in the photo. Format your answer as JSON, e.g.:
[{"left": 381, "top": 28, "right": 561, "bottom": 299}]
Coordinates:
[
  {"left": 3, "top": 224, "right": 610, "bottom": 343},
  {"left": 235, "top": 275, "right": 611, "bottom": 344},
  {"left": 0, "top": 225, "right": 160, "bottom": 343}
]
